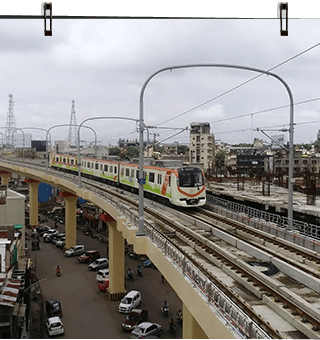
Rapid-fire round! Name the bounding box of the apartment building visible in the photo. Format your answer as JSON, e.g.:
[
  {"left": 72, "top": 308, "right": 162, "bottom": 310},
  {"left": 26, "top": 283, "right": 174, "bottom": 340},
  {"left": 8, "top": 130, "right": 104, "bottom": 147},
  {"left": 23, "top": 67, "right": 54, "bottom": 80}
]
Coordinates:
[{"left": 189, "top": 122, "right": 215, "bottom": 175}]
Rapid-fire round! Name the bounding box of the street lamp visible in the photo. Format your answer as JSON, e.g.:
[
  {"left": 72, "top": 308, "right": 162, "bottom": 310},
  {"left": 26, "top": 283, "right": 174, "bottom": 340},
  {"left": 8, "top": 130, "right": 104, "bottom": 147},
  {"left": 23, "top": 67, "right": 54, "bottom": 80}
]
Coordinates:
[
  {"left": 24, "top": 277, "right": 48, "bottom": 293},
  {"left": 138, "top": 64, "right": 294, "bottom": 235}
]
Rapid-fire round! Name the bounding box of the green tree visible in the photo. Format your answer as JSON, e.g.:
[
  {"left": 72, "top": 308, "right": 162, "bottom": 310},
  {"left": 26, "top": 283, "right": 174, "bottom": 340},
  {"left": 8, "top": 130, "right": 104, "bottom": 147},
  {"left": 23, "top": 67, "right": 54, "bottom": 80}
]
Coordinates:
[
  {"left": 109, "top": 147, "right": 121, "bottom": 156},
  {"left": 125, "top": 146, "right": 139, "bottom": 159},
  {"left": 215, "top": 150, "right": 227, "bottom": 173}
]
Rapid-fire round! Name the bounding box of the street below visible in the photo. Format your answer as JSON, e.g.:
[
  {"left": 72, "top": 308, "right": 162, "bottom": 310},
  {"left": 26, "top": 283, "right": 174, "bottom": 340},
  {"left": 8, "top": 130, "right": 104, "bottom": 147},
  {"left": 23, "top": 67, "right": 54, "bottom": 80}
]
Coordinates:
[{"left": 27, "top": 218, "right": 182, "bottom": 339}]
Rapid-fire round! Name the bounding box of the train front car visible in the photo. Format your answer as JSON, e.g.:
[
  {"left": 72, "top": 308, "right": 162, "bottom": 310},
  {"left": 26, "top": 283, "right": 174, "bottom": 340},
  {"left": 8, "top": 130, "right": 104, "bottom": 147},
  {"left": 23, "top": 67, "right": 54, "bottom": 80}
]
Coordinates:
[{"left": 171, "top": 166, "right": 206, "bottom": 207}]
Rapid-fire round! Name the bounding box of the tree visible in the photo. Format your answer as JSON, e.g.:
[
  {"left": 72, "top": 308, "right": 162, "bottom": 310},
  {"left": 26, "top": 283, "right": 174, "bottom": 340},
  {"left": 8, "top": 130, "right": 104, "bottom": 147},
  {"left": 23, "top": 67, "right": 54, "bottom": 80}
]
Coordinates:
[
  {"left": 109, "top": 147, "right": 121, "bottom": 156},
  {"left": 125, "top": 146, "right": 139, "bottom": 159},
  {"left": 215, "top": 150, "right": 227, "bottom": 174}
]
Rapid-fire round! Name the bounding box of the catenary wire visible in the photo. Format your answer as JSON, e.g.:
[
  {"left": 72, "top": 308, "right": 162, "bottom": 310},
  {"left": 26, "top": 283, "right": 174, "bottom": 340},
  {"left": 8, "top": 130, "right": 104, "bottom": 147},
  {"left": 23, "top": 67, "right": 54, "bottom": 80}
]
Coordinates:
[{"left": 155, "top": 42, "right": 320, "bottom": 127}]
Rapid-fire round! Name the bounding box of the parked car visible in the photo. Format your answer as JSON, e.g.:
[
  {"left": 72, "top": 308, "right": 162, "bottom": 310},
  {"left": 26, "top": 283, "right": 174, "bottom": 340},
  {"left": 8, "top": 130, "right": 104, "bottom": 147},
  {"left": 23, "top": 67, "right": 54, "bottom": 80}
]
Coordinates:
[
  {"left": 45, "top": 316, "right": 64, "bottom": 336},
  {"left": 96, "top": 268, "right": 109, "bottom": 281},
  {"left": 78, "top": 250, "right": 100, "bottom": 263},
  {"left": 51, "top": 233, "right": 65, "bottom": 245},
  {"left": 130, "top": 322, "right": 162, "bottom": 339},
  {"left": 122, "top": 309, "right": 148, "bottom": 332},
  {"left": 43, "top": 229, "right": 59, "bottom": 242},
  {"left": 64, "top": 245, "right": 85, "bottom": 257},
  {"left": 36, "top": 225, "right": 50, "bottom": 234},
  {"left": 45, "top": 298, "right": 62, "bottom": 317},
  {"left": 98, "top": 278, "right": 109, "bottom": 292},
  {"left": 88, "top": 258, "right": 109, "bottom": 271},
  {"left": 56, "top": 237, "right": 66, "bottom": 248},
  {"left": 118, "top": 290, "right": 142, "bottom": 313}
]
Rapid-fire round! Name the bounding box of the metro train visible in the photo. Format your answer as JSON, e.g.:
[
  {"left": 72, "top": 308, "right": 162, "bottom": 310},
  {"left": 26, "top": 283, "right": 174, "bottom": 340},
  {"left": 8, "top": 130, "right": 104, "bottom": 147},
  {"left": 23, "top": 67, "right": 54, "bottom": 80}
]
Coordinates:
[{"left": 50, "top": 153, "right": 206, "bottom": 208}]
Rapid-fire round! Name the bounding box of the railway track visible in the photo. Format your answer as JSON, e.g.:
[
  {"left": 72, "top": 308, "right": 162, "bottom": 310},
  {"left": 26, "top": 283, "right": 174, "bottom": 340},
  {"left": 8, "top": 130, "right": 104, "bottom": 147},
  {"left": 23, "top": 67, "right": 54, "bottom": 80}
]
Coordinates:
[
  {"left": 80, "top": 177, "right": 320, "bottom": 338},
  {"left": 4, "top": 158, "right": 320, "bottom": 338}
]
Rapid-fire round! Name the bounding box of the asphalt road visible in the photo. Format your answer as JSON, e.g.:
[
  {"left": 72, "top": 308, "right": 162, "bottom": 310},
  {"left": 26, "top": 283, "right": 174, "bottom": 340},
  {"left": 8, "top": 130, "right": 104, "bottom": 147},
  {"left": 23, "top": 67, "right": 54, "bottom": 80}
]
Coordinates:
[{"left": 27, "top": 218, "right": 182, "bottom": 339}]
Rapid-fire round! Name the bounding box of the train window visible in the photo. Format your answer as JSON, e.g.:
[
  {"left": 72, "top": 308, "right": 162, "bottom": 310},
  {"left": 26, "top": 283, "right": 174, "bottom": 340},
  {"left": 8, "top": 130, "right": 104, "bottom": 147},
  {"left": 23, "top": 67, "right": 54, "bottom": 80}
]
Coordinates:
[
  {"left": 110, "top": 166, "right": 113, "bottom": 173},
  {"left": 178, "top": 168, "right": 203, "bottom": 187},
  {"left": 70, "top": 159, "right": 74, "bottom": 165},
  {"left": 169, "top": 176, "right": 171, "bottom": 187},
  {"left": 131, "top": 169, "right": 134, "bottom": 178},
  {"left": 136, "top": 170, "right": 139, "bottom": 179},
  {"left": 55, "top": 157, "right": 59, "bottom": 162},
  {"left": 149, "top": 172, "right": 155, "bottom": 183},
  {"left": 92, "top": 163, "right": 94, "bottom": 168},
  {"left": 100, "top": 164, "right": 103, "bottom": 170},
  {"left": 126, "top": 168, "right": 130, "bottom": 176},
  {"left": 114, "top": 166, "right": 117, "bottom": 174},
  {"left": 95, "top": 163, "right": 99, "bottom": 170},
  {"left": 157, "top": 174, "right": 162, "bottom": 184},
  {"left": 121, "top": 168, "right": 124, "bottom": 176},
  {"left": 104, "top": 165, "right": 108, "bottom": 172},
  {"left": 62, "top": 158, "right": 66, "bottom": 163},
  {"left": 87, "top": 162, "right": 90, "bottom": 168}
]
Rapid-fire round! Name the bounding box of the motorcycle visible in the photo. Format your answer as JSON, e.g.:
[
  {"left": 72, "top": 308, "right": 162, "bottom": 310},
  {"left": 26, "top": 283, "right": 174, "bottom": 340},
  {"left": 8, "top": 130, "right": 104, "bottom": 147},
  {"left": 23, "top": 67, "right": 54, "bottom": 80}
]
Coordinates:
[
  {"left": 169, "top": 319, "right": 176, "bottom": 337},
  {"left": 177, "top": 310, "right": 183, "bottom": 325},
  {"left": 161, "top": 305, "right": 169, "bottom": 317},
  {"left": 127, "top": 269, "right": 134, "bottom": 281},
  {"left": 137, "top": 266, "right": 142, "bottom": 277},
  {"left": 99, "top": 236, "right": 107, "bottom": 243},
  {"left": 55, "top": 266, "right": 61, "bottom": 277}
]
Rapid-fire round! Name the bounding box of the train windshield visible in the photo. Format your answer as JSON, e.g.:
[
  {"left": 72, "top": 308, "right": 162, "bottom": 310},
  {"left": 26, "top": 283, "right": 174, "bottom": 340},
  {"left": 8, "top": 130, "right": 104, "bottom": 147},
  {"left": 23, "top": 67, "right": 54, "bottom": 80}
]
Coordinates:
[{"left": 178, "top": 167, "right": 203, "bottom": 187}]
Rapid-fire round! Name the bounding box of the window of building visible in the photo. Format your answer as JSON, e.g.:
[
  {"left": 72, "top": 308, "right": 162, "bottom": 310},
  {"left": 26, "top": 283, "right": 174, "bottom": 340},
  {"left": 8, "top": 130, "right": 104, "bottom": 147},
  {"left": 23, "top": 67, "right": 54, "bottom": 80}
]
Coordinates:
[{"left": 294, "top": 160, "right": 299, "bottom": 165}]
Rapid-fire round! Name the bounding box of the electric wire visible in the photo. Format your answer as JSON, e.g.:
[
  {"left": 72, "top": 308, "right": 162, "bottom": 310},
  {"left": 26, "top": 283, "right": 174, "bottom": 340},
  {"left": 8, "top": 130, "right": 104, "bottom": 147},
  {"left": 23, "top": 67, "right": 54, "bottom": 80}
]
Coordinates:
[{"left": 155, "top": 42, "right": 320, "bottom": 127}]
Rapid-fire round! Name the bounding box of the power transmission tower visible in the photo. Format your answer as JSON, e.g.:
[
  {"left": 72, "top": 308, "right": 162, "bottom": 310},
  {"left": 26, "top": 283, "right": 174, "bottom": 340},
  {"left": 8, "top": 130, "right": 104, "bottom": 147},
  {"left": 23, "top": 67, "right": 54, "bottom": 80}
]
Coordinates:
[
  {"left": 68, "top": 100, "right": 77, "bottom": 147},
  {"left": 5, "top": 94, "right": 16, "bottom": 148}
]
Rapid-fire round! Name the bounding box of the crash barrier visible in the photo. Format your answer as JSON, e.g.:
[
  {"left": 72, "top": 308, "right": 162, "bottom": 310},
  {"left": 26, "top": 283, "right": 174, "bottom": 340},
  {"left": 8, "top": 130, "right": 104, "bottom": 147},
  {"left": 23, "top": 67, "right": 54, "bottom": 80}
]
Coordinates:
[{"left": 206, "top": 194, "right": 320, "bottom": 253}]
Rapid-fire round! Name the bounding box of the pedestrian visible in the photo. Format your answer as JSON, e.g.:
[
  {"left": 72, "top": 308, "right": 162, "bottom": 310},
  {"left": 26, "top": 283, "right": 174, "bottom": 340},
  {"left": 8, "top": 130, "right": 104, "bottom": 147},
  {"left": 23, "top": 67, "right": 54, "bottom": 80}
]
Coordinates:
[{"left": 161, "top": 274, "right": 165, "bottom": 283}]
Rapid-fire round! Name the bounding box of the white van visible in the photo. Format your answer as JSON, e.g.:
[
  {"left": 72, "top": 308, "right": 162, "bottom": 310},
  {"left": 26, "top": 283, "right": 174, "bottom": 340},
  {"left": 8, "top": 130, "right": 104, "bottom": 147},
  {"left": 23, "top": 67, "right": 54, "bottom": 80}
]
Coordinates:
[{"left": 118, "top": 290, "right": 142, "bottom": 313}]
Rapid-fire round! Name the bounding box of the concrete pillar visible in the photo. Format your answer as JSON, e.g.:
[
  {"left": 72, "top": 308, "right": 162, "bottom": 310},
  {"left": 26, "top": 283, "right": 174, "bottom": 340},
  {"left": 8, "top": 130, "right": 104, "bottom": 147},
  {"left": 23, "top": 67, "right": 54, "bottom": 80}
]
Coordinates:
[
  {"left": 25, "top": 179, "right": 40, "bottom": 227},
  {"left": 0, "top": 171, "right": 11, "bottom": 186},
  {"left": 107, "top": 221, "right": 125, "bottom": 299},
  {"left": 183, "top": 303, "right": 208, "bottom": 339},
  {"left": 60, "top": 192, "right": 78, "bottom": 249}
]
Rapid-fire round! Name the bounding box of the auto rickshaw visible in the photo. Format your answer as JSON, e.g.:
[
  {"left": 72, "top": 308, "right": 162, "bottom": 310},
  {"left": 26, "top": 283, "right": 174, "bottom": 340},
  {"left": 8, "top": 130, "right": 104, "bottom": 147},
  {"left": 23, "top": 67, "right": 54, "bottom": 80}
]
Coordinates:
[{"left": 45, "top": 298, "right": 62, "bottom": 317}]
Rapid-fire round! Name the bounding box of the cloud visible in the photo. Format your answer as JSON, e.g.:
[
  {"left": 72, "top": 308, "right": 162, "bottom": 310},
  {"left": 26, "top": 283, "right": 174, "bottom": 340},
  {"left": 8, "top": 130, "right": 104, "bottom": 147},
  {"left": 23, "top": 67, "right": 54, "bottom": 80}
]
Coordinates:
[{"left": 194, "top": 104, "right": 225, "bottom": 120}]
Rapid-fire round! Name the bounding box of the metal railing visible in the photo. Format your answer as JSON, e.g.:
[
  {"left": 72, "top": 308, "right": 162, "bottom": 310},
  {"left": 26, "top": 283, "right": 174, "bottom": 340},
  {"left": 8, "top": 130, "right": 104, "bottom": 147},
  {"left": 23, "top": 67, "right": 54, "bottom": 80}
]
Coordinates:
[{"left": 206, "top": 194, "right": 320, "bottom": 252}]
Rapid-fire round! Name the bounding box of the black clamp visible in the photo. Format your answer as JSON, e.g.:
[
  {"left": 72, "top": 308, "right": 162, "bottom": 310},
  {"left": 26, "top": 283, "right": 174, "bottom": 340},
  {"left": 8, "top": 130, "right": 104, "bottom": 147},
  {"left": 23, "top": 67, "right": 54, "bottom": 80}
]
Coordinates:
[
  {"left": 43, "top": 2, "right": 52, "bottom": 36},
  {"left": 279, "top": 2, "right": 288, "bottom": 36}
]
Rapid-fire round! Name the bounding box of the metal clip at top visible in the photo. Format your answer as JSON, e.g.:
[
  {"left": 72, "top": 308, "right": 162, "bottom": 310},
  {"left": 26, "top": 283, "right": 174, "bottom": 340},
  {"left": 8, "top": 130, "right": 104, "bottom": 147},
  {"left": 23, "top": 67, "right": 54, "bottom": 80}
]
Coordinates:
[
  {"left": 279, "top": 2, "right": 288, "bottom": 36},
  {"left": 43, "top": 2, "right": 52, "bottom": 36}
]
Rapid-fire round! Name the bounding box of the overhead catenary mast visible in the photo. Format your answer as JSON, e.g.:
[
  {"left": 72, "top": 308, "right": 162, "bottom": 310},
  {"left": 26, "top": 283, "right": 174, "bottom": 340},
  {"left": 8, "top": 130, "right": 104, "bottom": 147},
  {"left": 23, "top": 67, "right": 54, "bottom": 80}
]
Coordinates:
[
  {"left": 5, "top": 94, "right": 16, "bottom": 148},
  {"left": 68, "top": 100, "right": 77, "bottom": 147}
]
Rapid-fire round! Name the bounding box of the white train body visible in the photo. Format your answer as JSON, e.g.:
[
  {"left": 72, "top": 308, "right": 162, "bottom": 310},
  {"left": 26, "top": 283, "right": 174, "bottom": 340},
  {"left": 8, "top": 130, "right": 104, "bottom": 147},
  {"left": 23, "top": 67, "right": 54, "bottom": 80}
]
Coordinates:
[{"left": 50, "top": 153, "right": 206, "bottom": 207}]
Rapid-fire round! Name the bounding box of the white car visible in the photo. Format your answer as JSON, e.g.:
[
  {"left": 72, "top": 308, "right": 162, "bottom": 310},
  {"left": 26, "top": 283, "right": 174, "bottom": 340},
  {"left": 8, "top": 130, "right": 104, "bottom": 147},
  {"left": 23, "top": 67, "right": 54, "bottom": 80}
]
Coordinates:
[
  {"left": 96, "top": 268, "right": 109, "bottom": 281},
  {"left": 119, "top": 290, "right": 142, "bottom": 313},
  {"left": 64, "top": 245, "right": 85, "bottom": 257},
  {"left": 45, "top": 316, "right": 64, "bottom": 336},
  {"left": 130, "top": 322, "right": 162, "bottom": 339},
  {"left": 88, "top": 258, "right": 109, "bottom": 271}
]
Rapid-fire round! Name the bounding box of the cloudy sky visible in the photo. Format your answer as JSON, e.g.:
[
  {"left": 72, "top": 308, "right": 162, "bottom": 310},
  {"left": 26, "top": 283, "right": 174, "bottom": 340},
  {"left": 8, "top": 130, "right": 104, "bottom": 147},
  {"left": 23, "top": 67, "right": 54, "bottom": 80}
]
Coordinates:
[{"left": 0, "top": 1, "right": 320, "bottom": 147}]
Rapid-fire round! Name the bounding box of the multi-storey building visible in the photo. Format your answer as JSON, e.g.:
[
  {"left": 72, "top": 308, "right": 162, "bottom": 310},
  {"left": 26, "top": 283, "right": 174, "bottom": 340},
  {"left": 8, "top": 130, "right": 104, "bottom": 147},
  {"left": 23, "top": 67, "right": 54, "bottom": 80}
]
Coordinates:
[{"left": 189, "top": 122, "right": 215, "bottom": 175}]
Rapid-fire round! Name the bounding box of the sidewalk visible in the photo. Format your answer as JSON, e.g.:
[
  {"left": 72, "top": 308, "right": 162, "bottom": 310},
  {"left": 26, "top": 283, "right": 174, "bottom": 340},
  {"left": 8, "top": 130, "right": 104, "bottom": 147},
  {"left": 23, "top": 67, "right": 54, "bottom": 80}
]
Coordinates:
[{"left": 29, "top": 279, "right": 44, "bottom": 339}]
